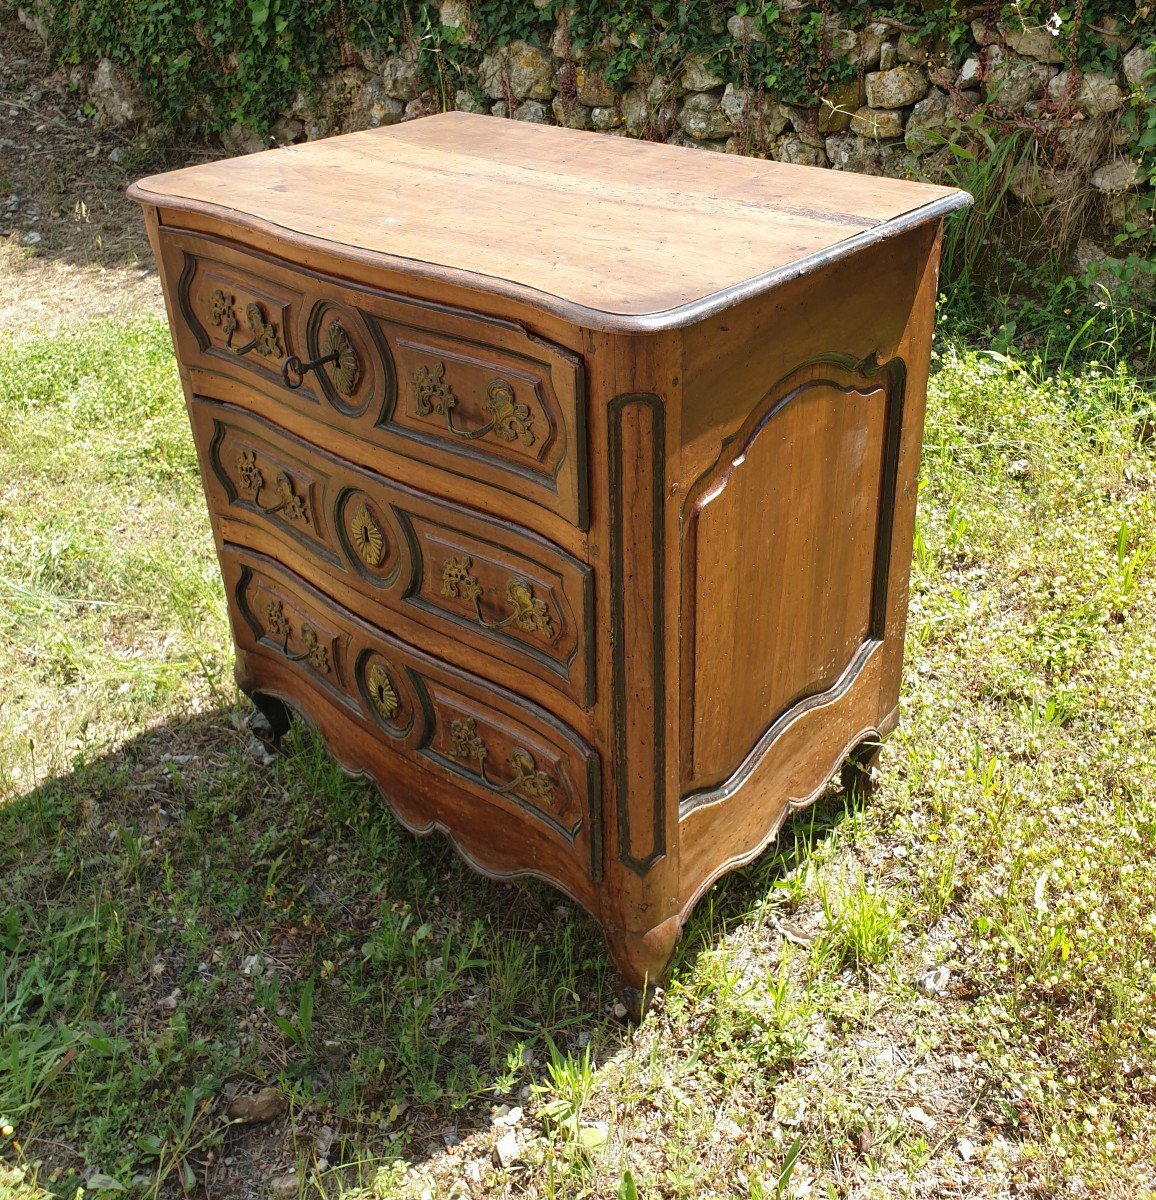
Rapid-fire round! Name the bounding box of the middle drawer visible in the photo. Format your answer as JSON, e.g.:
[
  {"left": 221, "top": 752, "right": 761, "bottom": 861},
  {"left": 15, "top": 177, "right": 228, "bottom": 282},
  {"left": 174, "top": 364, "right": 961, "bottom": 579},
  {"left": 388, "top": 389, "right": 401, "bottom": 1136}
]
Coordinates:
[{"left": 190, "top": 397, "right": 594, "bottom": 711}]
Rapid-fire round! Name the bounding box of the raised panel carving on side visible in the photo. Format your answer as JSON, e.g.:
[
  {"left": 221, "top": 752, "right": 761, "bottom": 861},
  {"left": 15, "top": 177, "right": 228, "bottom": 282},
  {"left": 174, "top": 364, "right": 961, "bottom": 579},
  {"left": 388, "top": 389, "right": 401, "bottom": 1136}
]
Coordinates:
[{"left": 681, "top": 356, "right": 905, "bottom": 801}]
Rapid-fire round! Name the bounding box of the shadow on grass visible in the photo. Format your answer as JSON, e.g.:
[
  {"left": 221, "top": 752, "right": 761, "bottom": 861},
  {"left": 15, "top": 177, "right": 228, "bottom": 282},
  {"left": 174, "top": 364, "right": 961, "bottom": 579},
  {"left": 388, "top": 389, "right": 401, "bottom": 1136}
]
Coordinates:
[
  {"left": 673, "top": 781, "right": 866, "bottom": 975},
  {"left": 0, "top": 699, "right": 855, "bottom": 1196}
]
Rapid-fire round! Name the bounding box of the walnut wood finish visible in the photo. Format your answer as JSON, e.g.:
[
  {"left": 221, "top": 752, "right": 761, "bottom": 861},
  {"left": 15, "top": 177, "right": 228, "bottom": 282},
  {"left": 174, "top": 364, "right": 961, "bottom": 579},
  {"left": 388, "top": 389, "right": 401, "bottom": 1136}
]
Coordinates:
[
  {"left": 133, "top": 114, "right": 969, "bottom": 989},
  {"left": 190, "top": 397, "right": 594, "bottom": 714},
  {"left": 227, "top": 547, "right": 602, "bottom": 899},
  {"left": 682, "top": 355, "right": 904, "bottom": 795},
  {"left": 133, "top": 113, "right": 965, "bottom": 328},
  {"left": 164, "top": 226, "right": 587, "bottom": 528}
]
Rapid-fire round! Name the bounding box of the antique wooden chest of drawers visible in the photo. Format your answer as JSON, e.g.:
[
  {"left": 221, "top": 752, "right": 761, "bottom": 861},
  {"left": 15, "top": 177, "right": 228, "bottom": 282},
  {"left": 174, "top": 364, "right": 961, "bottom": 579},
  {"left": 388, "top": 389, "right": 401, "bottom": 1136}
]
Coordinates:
[{"left": 130, "top": 112, "right": 969, "bottom": 990}]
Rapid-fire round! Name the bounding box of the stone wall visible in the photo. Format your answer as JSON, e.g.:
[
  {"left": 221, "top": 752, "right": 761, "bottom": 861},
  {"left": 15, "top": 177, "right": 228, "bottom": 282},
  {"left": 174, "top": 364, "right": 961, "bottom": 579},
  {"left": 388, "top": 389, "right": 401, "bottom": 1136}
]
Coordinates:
[{"left": 69, "top": 4, "right": 1156, "bottom": 248}]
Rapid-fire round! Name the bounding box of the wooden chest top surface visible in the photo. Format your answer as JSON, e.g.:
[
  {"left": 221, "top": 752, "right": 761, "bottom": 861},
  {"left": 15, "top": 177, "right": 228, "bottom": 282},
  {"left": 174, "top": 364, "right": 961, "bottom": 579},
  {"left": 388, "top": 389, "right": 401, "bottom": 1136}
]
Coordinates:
[{"left": 130, "top": 112, "right": 969, "bottom": 329}]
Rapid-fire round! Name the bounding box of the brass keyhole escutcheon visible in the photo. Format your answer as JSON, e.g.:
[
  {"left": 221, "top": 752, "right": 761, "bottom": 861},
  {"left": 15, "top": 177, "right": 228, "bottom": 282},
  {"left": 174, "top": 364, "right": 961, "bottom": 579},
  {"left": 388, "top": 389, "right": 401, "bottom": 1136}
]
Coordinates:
[{"left": 349, "top": 502, "right": 385, "bottom": 567}]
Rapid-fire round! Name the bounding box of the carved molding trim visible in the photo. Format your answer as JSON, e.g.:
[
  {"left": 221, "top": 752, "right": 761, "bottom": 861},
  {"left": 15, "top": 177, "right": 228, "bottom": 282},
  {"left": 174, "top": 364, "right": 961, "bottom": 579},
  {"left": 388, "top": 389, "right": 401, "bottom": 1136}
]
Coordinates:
[
  {"left": 608, "top": 392, "right": 667, "bottom": 876},
  {"left": 680, "top": 352, "right": 907, "bottom": 795}
]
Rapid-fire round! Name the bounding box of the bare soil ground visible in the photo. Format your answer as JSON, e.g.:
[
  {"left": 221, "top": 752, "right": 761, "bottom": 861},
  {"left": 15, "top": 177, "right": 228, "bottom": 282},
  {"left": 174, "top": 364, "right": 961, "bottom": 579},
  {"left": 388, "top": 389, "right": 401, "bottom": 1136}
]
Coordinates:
[{"left": 0, "top": 12, "right": 213, "bottom": 334}]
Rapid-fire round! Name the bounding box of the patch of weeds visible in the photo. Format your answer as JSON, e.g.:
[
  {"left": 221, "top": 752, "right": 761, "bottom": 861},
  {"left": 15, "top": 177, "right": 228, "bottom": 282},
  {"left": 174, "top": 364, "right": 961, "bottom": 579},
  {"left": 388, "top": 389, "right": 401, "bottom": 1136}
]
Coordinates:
[
  {"left": 534, "top": 1040, "right": 603, "bottom": 1150},
  {"left": 817, "top": 879, "right": 902, "bottom": 971}
]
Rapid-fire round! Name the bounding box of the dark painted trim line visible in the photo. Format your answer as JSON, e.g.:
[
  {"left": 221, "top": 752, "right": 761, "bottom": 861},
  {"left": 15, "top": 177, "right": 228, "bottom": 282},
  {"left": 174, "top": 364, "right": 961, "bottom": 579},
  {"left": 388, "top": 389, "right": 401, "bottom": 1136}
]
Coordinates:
[{"left": 680, "top": 640, "right": 881, "bottom": 818}]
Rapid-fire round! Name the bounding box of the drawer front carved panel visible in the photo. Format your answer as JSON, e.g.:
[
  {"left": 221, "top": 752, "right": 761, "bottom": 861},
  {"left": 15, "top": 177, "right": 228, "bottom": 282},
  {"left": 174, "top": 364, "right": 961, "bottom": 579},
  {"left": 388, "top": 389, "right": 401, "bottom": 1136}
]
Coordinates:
[
  {"left": 226, "top": 548, "right": 601, "bottom": 877},
  {"left": 404, "top": 515, "right": 585, "bottom": 680},
  {"left": 681, "top": 355, "right": 906, "bottom": 800},
  {"left": 135, "top": 112, "right": 964, "bottom": 989},
  {"left": 382, "top": 326, "right": 563, "bottom": 482},
  {"left": 162, "top": 228, "right": 586, "bottom": 527},
  {"left": 179, "top": 257, "right": 300, "bottom": 386},
  {"left": 193, "top": 398, "right": 593, "bottom": 708}
]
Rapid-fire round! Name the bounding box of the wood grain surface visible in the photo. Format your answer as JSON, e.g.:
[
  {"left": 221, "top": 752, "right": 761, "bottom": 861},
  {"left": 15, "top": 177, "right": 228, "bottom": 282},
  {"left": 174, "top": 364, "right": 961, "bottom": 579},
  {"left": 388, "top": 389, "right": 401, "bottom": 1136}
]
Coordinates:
[
  {"left": 682, "top": 358, "right": 901, "bottom": 794},
  {"left": 160, "top": 225, "right": 588, "bottom": 527},
  {"left": 134, "top": 118, "right": 964, "bottom": 990},
  {"left": 131, "top": 112, "right": 969, "bottom": 328},
  {"left": 226, "top": 546, "right": 603, "bottom": 889},
  {"left": 189, "top": 396, "right": 596, "bottom": 717}
]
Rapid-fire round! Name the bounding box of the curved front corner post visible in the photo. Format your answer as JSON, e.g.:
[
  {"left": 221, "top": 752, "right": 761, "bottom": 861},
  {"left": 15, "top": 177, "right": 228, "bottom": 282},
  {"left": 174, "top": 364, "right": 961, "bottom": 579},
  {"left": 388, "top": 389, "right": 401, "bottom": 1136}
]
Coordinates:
[{"left": 602, "top": 390, "right": 682, "bottom": 983}]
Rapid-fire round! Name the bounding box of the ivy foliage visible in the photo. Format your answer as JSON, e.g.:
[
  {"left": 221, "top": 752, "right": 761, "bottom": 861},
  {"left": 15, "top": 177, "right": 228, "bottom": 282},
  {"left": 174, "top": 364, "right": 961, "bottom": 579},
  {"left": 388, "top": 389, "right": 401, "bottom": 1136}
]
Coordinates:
[
  {"left": 564, "top": 0, "right": 861, "bottom": 101},
  {"left": 1118, "top": 30, "right": 1156, "bottom": 255},
  {"left": 32, "top": 0, "right": 1156, "bottom": 139}
]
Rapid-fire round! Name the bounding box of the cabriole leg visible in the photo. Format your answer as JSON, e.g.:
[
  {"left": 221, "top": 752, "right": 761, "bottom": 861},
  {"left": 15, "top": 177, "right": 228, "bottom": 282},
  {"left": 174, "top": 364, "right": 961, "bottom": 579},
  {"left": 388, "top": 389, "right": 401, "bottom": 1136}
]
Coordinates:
[
  {"left": 235, "top": 651, "right": 292, "bottom": 743},
  {"left": 604, "top": 913, "right": 683, "bottom": 1016}
]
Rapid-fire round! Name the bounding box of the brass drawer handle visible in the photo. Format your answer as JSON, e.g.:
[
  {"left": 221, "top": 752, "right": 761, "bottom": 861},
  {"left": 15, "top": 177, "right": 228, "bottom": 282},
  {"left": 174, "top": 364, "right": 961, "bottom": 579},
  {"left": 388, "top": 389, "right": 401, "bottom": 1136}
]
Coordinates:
[
  {"left": 209, "top": 290, "right": 281, "bottom": 358},
  {"left": 413, "top": 363, "right": 536, "bottom": 447},
  {"left": 263, "top": 600, "right": 330, "bottom": 673},
  {"left": 440, "top": 555, "right": 555, "bottom": 639},
  {"left": 448, "top": 717, "right": 553, "bottom": 804},
  {"left": 235, "top": 451, "right": 309, "bottom": 524},
  {"left": 281, "top": 320, "right": 360, "bottom": 395}
]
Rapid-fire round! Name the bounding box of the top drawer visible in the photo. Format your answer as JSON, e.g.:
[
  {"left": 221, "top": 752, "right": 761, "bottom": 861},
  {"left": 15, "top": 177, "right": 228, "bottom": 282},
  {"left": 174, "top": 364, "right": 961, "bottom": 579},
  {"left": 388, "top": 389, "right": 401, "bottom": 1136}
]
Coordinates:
[{"left": 159, "top": 228, "right": 588, "bottom": 528}]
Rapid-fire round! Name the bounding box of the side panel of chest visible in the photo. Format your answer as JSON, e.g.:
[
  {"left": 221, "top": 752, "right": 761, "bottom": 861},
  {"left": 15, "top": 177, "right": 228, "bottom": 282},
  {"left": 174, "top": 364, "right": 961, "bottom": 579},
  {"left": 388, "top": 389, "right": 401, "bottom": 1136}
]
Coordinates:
[{"left": 681, "top": 356, "right": 905, "bottom": 795}]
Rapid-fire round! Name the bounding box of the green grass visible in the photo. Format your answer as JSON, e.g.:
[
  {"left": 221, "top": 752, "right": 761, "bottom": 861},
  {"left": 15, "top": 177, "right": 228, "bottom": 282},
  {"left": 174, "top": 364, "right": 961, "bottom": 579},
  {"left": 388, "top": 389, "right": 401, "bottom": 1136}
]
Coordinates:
[
  {"left": 1, "top": 313, "right": 1155, "bottom": 1199},
  {"left": 930, "top": 110, "right": 1156, "bottom": 376}
]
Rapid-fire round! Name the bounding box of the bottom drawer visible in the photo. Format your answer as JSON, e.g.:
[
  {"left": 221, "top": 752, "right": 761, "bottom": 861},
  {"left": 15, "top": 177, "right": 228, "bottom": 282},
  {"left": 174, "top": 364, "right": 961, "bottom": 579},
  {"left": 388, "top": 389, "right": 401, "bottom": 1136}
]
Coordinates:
[{"left": 221, "top": 545, "right": 603, "bottom": 888}]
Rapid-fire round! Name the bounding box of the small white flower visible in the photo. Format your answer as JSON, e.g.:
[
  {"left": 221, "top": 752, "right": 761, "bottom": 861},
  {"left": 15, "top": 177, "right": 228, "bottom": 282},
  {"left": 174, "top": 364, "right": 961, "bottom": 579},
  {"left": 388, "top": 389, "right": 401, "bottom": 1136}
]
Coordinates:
[{"left": 1047, "top": 12, "right": 1063, "bottom": 35}]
